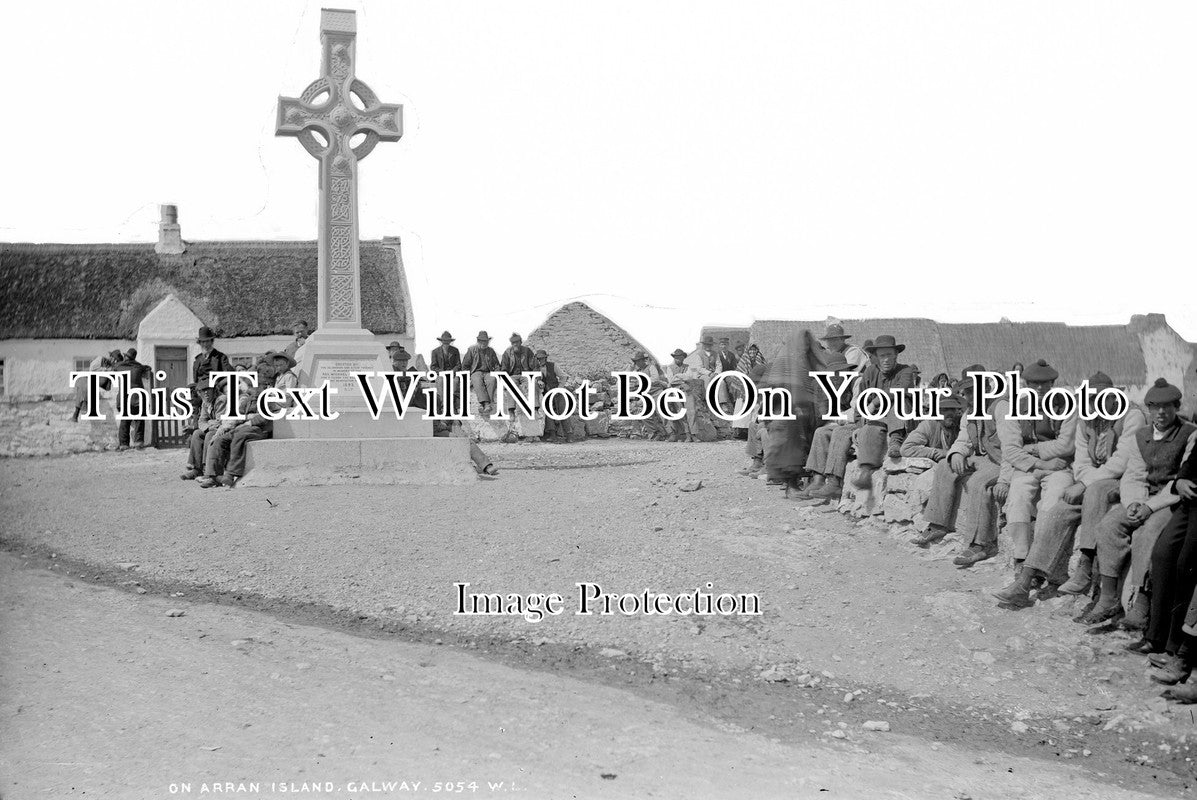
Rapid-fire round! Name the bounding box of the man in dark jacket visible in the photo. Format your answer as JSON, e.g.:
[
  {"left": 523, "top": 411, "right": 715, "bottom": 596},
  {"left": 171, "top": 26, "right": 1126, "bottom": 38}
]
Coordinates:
[
  {"left": 116, "top": 348, "right": 152, "bottom": 450},
  {"left": 430, "top": 331, "right": 462, "bottom": 426},
  {"left": 193, "top": 326, "right": 231, "bottom": 416},
  {"left": 461, "top": 331, "right": 500, "bottom": 415},
  {"left": 535, "top": 349, "right": 565, "bottom": 443}
]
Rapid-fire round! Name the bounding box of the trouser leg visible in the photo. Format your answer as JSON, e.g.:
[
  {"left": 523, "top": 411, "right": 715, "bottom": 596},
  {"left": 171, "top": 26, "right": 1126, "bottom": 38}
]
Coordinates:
[
  {"left": 1024, "top": 502, "right": 1082, "bottom": 581},
  {"left": 1096, "top": 504, "right": 1137, "bottom": 580},
  {"left": 825, "top": 424, "right": 858, "bottom": 478},
  {"left": 1147, "top": 505, "right": 1194, "bottom": 650},
  {"left": 1076, "top": 479, "right": 1118, "bottom": 550},
  {"left": 204, "top": 431, "right": 232, "bottom": 477},
  {"left": 225, "top": 426, "right": 269, "bottom": 477},
  {"left": 469, "top": 442, "right": 491, "bottom": 472},
  {"left": 187, "top": 429, "right": 207, "bottom": 470},
  {"left": 922, "top": 459, "right": 964, "bottom": 530},
  {"left": 1130, "top": 507, "right": 1176, "bottom": 590},
  {"left": 854, "top": 424, "right": 887, "bottom": 469},
  {"left": 957, "top": 462, "right": 1001, "bottom": 546},
  {"left": 805, "top": 425, "right": 834, "bottom": 473}
]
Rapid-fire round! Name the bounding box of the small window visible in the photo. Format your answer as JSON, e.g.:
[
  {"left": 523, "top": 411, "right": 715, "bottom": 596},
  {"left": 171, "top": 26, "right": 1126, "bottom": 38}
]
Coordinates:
[
  {"left": 74, "top": 357, "right": 92, "bottom": 372},
  {"left": 230, "top": 355, "right": 256, "bottom": 370}
]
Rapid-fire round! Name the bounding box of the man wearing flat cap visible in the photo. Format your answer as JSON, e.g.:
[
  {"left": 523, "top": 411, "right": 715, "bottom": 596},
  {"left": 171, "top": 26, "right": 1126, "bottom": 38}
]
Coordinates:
[
  {"left": 995, "top": 372, "right": 1145, "bottom": 606},
  {"left": 1075, "top": 378, "right": 1197, "bottom": 630},
  {"left": 806, "top": 334, "right": 917, "bottom": 500},
  {"left": 990, "top": 359, "right": 1077, "bottom": 579},
  {"left": 1141, "top": 384, "right": 1197, "bottom": 686},
  {"left": 462, "top": 331, "right": 501, "bottom": 415},
  {"left": 664, "top": 348, "right": 708, "bottom": 442},
  {"left": 916, "top": 373, "right": 1005, "bottom": 556},
  {"left": 499, "top": 333, "right": 538, "bottom": 418},
  {"left": 818, "top": 323, "right": 869, "bottom": 373}
]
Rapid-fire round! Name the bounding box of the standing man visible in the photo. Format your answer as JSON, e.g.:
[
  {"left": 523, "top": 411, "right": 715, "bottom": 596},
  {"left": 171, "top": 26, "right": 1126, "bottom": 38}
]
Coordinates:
[
  {"left": 713, "top": 337, "right": 740, "bottom": 414},
  {"left": 664, "top": 348, "right": 708, "bottom": 442},
  {"left": 284, "top": 320, "right": 310, "bottom": 360},
  {"left": 193, "top": 326, "right": 231, "bottom": 418},
  {"left": 461, "top": 331, "right": 500, "bottom": 415},
  {"left": 535, "top": 349, "right": 565, "bottom": 443},
  {"left": 115, "top": 348, "right": 151, "bottom": 450},
  {"left": 696, "top": 336, "right": 718, "bottom": 371},
  {"left": 818, "top": 323, "right": 869, "bottom": 373}
]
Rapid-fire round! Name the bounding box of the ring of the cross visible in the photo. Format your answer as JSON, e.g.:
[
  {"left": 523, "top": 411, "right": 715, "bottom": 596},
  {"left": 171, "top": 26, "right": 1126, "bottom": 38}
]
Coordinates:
[
  {"left": 349, "top": 79, "right": 381, "bottom": 160},
  {"left": 296, "top": 78, "right": 336, "bottom": 159}
]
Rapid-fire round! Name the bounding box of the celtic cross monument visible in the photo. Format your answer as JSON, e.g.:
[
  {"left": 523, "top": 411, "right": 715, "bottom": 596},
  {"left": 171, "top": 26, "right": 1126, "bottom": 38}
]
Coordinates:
[{"left": 243, "top": 7, "right": 469, "bottom": 484}]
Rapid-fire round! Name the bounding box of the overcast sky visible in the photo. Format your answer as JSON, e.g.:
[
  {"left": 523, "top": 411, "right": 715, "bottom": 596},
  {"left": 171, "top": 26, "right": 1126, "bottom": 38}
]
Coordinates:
[{"left": 4, "top": 1, "right": 1196, "bottom": 357}]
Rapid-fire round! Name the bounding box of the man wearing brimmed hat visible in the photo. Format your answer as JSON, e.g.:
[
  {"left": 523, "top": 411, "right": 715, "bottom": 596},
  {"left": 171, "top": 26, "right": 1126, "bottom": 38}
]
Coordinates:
[
  {"left": 114, "top": 348, "right": 152, "bottom": 450},
  {"left": 197, "top": 361, "right": 274, "bottom": 488},
  {"left": 818, "top": 323, "right": 868, "bottom": 373},
  {"left": 805, "top": 334, "right": 916, "bottom": 500},
  {"left": 694, "top": 335, "right": 718, "bottom": 372},
  {"left": 994, "top": 372, "right": 1146, "bottom": 604},
  {"left": 1073, "top": 379, "right": 1197, "bottom": 635},
  {"left": 989, "top": 359, "right": 1076, "bottom": 579},
  {"left": 916, "top": 373, "right": 1005, "bottom": 556},
  {"left": 664, "top": 348, "right": 708, "bottom": 442},
  {"left": 462, "top": 331, "right": 501, "bottom": 415},
  {"left": 192, "top": 326, "right": 231, "bottom": 416},
  {"left": 428, "top": 332, "right": 462, "bottom": 428},
  {"left": 629, "top": 350, "right": 668, "bottom": 441},
  {"left": 712, "top": 337, "right": 740, "bottom": 415},
  {"left": 498, "top": 333, "right": 537, "bottom": 418},
  {"left": 532, "top": 349, "right": 566, "bottom": 443},
  {"left": 387, "top": 343, "right": 429, "bottom": 412}
]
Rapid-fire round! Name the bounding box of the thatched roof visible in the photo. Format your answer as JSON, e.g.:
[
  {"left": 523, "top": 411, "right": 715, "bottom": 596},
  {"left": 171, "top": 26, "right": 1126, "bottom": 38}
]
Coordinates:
[
  {"left": 526, "top": 301, "right": 659, "bottom": 380},
  {"left": 0, "top": 239, "right": 408, "bottom": 339},
  {"left": 748, "top": 316, "right": 1191, "bottom": 387}
]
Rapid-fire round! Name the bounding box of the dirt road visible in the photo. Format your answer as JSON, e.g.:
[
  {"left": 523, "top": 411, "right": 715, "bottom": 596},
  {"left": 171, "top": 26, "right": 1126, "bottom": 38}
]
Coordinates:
[
  {"left": 0, "top": 552, "right": 1176, "bottom": 799},
  {"left": 1, "top": 441, "right": 1194, "bottom": 797}
]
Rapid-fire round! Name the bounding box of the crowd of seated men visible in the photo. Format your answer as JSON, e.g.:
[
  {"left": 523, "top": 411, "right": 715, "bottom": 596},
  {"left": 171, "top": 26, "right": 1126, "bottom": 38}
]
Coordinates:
[{"left": 738, "top": 323, "right": 1197, "bottom": 705}]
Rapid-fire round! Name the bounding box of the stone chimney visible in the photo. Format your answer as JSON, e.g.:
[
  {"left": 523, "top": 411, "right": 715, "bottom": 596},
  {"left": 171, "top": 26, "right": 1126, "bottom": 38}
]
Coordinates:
[{"left": 155, "top": 204, "right": 185, "bottom": 255}]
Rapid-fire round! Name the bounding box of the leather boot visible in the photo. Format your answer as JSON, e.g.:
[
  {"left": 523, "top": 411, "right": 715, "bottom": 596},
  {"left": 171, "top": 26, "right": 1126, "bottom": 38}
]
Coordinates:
[
  {"left": 851, "top": 465, "right": 875, "bottom": 491},
  {"left": 1059, "top": 551, "right": 1094, "bottom": 595},
  {"left": 911, "top": 524, "right": 948, "bottom": 548},
  {"left": 1120, "top": 590, "right": 1149, "bottom": 631},
  {"left": 994, "top": 566, "right": 1037, "bottom": 609},
  {"left": 811, "top": 476, "right": 843, "bottom": 500}
]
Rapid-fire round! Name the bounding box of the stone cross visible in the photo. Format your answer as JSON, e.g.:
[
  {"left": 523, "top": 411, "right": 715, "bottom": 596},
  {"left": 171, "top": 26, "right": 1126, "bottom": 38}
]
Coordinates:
[{"left": 276, "top": 8, "right": 402, "bottom": 330}]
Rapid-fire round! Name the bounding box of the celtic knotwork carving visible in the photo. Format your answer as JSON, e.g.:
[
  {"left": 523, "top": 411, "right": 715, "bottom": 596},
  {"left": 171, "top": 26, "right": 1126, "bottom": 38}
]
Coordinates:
[
  {"left": 330, "top": 178, "right": 351, "bottom": 222},
  {"left": 330, "top": 225, "right": 352, "bottom": 271},
  {"left": 331, "top": 42, "right": 351, "bottom": 78},
  {"left": 329, "top": 274, "right": 354, "bottom": 319}
]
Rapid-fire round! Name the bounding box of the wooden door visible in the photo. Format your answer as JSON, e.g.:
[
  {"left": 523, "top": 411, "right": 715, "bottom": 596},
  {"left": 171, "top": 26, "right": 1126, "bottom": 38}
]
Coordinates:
[{"left": 153, "top": 346, "right": 189, "bottom": 448}]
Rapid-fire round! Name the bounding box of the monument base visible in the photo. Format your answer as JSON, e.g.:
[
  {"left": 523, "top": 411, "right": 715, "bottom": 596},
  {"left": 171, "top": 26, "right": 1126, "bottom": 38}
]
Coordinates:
[{"left": 239, "top": 436, "right": 474, "bottom": 487}]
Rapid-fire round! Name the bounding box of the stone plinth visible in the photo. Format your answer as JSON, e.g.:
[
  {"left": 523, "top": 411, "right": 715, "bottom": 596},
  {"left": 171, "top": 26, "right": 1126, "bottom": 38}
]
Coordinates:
[
  {"left": 240, "top": 436, "right": 473, "bottom": 487},
  {"left": 274, "top": 411, "right": 432, "bottom": 439}
]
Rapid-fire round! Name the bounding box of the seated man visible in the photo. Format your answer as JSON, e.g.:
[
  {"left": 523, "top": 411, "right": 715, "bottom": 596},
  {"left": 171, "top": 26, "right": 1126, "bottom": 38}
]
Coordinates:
[
  {"left": 181, "top": 377, "right": 229, "bottom": 480},
  {"left": 806, "top": 335, "right": 917, "bottom": 500},
  {"left": 914, "top": 373, "right": 1005, "bottom": 558},
  {"left": 220, "top": 357, "right": 296, "bottom": 488},
  {"left": 499, "top": 333, "right": 538, "bottom": 416},
  {"left": 1081, "top": 378, "right": 1197, "bottom": 626},
  {"left": 663, "top": 348, "right": 709, "bottom": 442},
  {"left": 462, "top": 331, "right": 500, "bottom": 415},
  {"left": 1141, "top": 427, "right": 1197, "bottom": 685},
  {"left": 900, "top": 394, "right": 965, "bottom": 545},
  {"left": 991, "top": 359, "right": 1076, "bottom": 577},
  {"left": 741, "top": 362, "right": 772, "bottom": 477},
  {"left": 198, "top": 361, "right": 272, "bottom": 488},
  {"left": 995, "top": 371, "right": 1144, "bottom": 608},
  {"left": 629, "top": 350, "right": 669, "bottom": 441},
  {"left": 785, "top": 351, "right": 851, "bottom": 496}
]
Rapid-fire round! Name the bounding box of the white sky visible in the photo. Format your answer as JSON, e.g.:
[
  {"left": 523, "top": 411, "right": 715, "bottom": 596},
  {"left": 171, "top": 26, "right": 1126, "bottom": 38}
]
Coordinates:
[{"left": 4, "top": 1, "right": 1196, "bottom": 358}]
